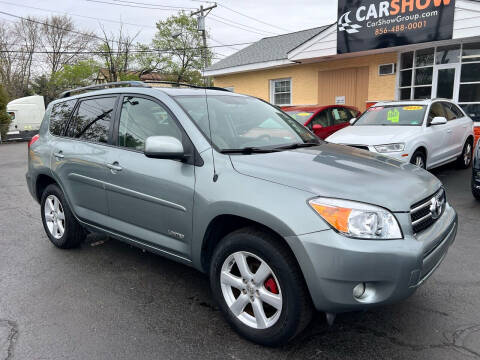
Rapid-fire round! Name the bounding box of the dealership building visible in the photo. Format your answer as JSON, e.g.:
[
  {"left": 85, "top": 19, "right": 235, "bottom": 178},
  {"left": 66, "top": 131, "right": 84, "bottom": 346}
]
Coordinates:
[{"left": 205, "top": 0, "right": 480, "bottom": 124}]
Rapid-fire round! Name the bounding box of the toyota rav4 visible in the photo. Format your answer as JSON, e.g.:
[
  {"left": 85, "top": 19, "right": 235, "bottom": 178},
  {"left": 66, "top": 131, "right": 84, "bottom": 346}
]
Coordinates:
[{"left": 27, "top": 82, "right": 458, "bottom": 346}]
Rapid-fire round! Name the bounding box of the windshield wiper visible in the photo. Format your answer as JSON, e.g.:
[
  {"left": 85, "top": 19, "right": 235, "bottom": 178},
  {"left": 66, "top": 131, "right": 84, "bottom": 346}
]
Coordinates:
[
  {"left": 273, "top": 142, "right": 320, "bottom": 150},
  {"left": 220, "top": 147, "right": 281, "bottom": 154}
]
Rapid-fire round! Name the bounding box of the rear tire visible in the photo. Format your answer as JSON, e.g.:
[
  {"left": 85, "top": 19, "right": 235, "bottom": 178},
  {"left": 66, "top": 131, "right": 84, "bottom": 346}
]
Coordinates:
[
  {"left": 410, "top": 150, "right": 426, "bottom": 169},
  {"left": 457, "top": 139, "right": 473, "bottom": 169},
  {"left": 209, "top": 227, "right": 313, "bottom": 346},
  {"left": 472, "top": 173, "right": 480, "bottom": 200},
  {"left": 40, "top": 184, "right": 86, "bottom": 249}
]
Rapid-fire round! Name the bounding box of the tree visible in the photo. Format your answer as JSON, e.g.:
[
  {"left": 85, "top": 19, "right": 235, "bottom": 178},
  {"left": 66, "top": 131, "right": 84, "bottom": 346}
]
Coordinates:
[
  {"left": 137, "top": 12, "right": 213, "bottom": 85},
  {"left": 0, "top": 85, "right": 11, "bottom": 141},
  {"left": 13, "top": 17, "right": 41, "bottom": 96},
  {"left": 32, "top": 59, "right": 100, "bottom": 105},
  {"left": 41, "top": 15, "right": 95, "bottom": 78},
  {"left": 0, "top": 19, "right": 37, "bottom": 99},
  {"left": 98, "top": 24, "right": 139, "bottom": 82}
]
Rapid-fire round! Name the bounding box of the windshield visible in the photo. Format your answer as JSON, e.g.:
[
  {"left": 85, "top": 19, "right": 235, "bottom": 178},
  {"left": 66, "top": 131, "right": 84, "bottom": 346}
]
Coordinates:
[
  {"left": 354, "top": 105, "right": 426, "bottom": 126},
  {"left": 175, "top": 95, "right": 319, "bottom": 151},
  {"left": 285, "top": 111, "right": 314, "bottom": 123}
]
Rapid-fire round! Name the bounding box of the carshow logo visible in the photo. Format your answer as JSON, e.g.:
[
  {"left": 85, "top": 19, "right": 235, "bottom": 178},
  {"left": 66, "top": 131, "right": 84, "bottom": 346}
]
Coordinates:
[
  {"left": 337, "top": 0, "right": 455, "bottom": 54},
  {"left": 338, "top": 11, "right": 362, "bottom": 34}
]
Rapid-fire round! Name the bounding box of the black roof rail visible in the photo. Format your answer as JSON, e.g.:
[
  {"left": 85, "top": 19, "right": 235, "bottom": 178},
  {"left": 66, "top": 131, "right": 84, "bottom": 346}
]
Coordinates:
[
  {"left": 59, "top": 81, "right": 149, "bottom": 98},
  {"left": 143, "top": 80, "right": 231, "bottom": 92}
]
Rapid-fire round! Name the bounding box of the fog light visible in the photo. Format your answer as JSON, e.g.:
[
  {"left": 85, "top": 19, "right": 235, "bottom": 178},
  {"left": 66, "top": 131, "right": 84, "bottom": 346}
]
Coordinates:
[{"left": 353, "top": 282, "right": 366, "bottom": 299}]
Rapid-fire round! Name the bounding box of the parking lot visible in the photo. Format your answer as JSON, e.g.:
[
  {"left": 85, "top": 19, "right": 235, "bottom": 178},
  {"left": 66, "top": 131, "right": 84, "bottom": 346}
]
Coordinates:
[{"left": 0, "top": 140, "right": 479, "bottom": 360}]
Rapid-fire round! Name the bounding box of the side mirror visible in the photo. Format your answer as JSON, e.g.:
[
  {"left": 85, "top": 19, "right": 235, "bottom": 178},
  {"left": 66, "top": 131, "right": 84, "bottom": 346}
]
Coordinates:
[
  {"left": 349, "top": 118, "right": 357, "bottom": 125},
  {"left": 430, "top": 116, "right": 447, "bottom": 126},
  {"left": 312, "top": 124, "right": 323, "bottom": 131},
  {"left": 144, "top": 136, "right": 185, "bottom": 160}
]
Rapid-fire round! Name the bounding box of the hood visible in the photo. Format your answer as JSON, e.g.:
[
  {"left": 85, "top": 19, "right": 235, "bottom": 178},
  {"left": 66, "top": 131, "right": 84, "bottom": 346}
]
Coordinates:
[
  {"left": 229, "top": 143, "right": 441, "bottom": 212},
  {"left": 326, "top": 125, "right": 419, "bottom": 145}
]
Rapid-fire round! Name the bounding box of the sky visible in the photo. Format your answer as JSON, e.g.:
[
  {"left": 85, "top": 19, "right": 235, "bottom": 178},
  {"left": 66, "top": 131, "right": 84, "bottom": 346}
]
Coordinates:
[{"left": 0, "top": 0, "right": 338, "bottom": 64}]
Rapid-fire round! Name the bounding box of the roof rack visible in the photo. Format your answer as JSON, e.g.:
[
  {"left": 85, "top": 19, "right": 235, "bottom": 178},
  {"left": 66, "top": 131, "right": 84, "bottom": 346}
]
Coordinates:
[
  {"left": 143, "top": 80, "right": 231, "bottom": 92},
  {"left": 59, "top": 80, "right": 231, "bottom": 99},
  {"left": 59, "top": 81, "right": 149, "bottom": 98}
]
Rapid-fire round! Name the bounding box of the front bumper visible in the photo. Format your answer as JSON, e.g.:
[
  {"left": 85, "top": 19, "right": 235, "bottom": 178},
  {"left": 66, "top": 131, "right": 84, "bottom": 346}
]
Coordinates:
[{"left": 285, "top": 204, "right": 457, "bottom": 313}]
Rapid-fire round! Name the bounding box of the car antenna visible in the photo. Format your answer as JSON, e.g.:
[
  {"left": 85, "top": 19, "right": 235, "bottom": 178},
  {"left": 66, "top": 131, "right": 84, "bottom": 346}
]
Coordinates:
[{"left": 202, "top": 69, "right": 218, "bottom": 182}]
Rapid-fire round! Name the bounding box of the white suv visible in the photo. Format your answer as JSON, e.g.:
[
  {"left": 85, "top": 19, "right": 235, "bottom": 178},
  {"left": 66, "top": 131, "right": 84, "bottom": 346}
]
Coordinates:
[{"left": 326, "top": 99, "right": 475, "bottom": 170}]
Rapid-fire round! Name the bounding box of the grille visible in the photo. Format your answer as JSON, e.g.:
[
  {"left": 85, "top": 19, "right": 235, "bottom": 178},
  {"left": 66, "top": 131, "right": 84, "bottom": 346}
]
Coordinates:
[
  {"left": 410, "top": 188, "right": 446, "bottom": 234},
  {"left": 346, "top": 144, "right": 369, "bottom": 151}
]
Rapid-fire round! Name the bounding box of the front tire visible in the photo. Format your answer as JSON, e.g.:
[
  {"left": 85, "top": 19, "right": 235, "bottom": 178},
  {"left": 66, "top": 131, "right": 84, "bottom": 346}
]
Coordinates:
[
  {"left": 457, "top": 139, "right": 473, "bottom": 169},
  {"left": 209, "top": 227, "right": 313, "bottom": 346},
  {"left": 40, "top": 184, "right": 86, "bottom": 249},
  {"left": 410, "top": 150, "right": 426, "bottom": 169}
]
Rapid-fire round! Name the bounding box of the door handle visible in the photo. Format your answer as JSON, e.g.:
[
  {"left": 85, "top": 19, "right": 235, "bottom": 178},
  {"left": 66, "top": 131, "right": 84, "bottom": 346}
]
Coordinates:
[
  {"left": 447, "top": 129, "right": 452, "bottom": 133},
  {"left": 53, "top": 151, "right": 64, "bottom": 159},
  {"left": 106, "top": 162, "right": 123, "bottom": 172}
]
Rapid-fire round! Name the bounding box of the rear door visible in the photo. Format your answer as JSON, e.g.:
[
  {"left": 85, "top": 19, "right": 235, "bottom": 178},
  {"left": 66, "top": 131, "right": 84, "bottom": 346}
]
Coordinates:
[
  {"left": 104, "top": 94, "right": 195, "bottom": 259},
  {"left": 51, "top": 96, "right": 118, "bottom": 226},
  {"left": 443, "top": 102, "right": 471, "bottom": 156}
]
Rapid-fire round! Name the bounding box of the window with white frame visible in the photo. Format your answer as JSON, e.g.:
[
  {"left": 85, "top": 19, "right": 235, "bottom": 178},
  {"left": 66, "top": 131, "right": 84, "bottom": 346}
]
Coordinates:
[
  {"left": 398, "top": 43, "right": 480, "bottom": 122},
  {"left": 270, "top": 78, "right": 291, "bottom": 105}
]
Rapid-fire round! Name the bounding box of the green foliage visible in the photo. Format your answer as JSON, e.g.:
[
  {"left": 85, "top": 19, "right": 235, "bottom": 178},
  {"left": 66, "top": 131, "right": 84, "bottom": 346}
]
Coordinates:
[
  {"left": 119, "top": 72, "right": 140, "bottom": 81},
  {"left": 136, "top": 12, "right": 213, "bottom": 85},
  {"left": 32, "top": 60, "right": 100, "bottom": 104},
  {"left": 0, "top": 85, "right": 11, "bottom": 141},
  {"left": 52, "top": 59, "right": 100, "bottom": 89}
]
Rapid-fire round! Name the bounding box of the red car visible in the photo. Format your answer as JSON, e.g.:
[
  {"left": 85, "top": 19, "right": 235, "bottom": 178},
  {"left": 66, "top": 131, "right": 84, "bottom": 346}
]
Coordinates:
[{"left": 282, "top": 105, "right": 360, "bottom": 139}]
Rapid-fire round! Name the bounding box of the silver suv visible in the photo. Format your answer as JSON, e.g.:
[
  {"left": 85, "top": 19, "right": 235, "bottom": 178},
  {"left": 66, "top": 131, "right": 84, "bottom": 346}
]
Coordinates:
[{"left": 26, "top": 82, "right": 458, "bottom": 346}]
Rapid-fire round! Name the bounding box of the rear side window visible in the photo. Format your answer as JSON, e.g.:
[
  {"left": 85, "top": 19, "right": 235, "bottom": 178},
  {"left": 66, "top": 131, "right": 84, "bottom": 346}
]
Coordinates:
[
  {"left": 68, "top": 97, "right": 116, "bottom": 143},
  {"left": 441, "top": 102, "right": 457, "bottom": 121},
  {"left": 445, "top": 103, "right": 464, "bottom": 119},
  {"left": 49, "top": 100, "right": 76, "bottom": 136}
]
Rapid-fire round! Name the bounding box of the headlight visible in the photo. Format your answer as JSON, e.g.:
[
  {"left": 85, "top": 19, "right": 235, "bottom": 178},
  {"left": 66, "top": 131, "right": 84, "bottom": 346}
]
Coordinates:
[
  {"left": 374, "top": 143, "right": 405, "bottom": 153},
  {"left": 308, "top": 198, "right": 402, "bottom": 239}
]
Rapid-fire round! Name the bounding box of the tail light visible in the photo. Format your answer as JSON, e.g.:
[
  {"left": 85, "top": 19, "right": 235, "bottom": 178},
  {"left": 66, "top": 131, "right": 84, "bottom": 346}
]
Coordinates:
[{"left": 28, "top": 134, "right": 40, "bottom": 149}]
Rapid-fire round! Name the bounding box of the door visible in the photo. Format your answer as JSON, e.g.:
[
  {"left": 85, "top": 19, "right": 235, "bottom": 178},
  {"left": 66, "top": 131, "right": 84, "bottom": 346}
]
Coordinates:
[
  {"left": 51, "top": 96, "right": 117, "bottom": 225},
  {"left": 424, "top": 102, "right": 451, "bottom": 166},
  {"left": 432, "top": 64, "right": 460, "bottom": 100},
  {"left": 105, "top": 95, "right": 195, "bottom": 259},
  {"left": 442, "top": 101, "right": 469, "bottom": 157},
  {"left": 318, "top": 67, "right": 369, "bottom": 111}
]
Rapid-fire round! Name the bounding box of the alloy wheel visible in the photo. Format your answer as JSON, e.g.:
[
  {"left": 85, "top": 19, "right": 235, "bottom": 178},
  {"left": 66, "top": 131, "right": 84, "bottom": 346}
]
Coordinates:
[
  {"left": 44, "top": 195, "right": 66, "bottom": 239},
  {"left": 464, "top": 143, "right": 472, "bottom": 167},
  {"left": 414, "top": 155, "right": 425, "bottom": 169},
  {"left": 220, "top": 251, "right": 282, "bottom": 330}
]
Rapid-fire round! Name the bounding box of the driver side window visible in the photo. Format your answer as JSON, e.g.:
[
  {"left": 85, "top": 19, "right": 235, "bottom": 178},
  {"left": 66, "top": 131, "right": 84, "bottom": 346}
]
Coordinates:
[
  {"left": 428, "top": 102, "right": 445, "bottom": 124},
  {"left": 118, "top": 96, "right": 182, "bottom": 151}
]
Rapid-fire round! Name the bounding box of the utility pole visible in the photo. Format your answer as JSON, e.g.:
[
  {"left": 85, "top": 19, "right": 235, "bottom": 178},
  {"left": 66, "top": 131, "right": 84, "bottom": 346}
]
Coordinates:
[{"left": 191, "top": 3, "right": 217, "bottom": 81}]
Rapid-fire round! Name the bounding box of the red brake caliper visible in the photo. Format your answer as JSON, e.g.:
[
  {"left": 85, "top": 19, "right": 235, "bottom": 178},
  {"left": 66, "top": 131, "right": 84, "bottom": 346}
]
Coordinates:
[{"left": 264, "top": 277, "right": 279, "bottom": 294}]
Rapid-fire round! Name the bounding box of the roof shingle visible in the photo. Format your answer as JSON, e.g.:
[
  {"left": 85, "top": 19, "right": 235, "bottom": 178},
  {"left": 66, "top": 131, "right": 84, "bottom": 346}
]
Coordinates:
[{"left": 207, "top": 25, "right": 330, "bottom": 71}]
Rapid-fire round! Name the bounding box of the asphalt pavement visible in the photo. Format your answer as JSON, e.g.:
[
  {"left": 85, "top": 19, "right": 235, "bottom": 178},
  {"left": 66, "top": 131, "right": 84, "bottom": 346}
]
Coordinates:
[{"left": 0, "top": 141, "right": 479, "bottom": 360}]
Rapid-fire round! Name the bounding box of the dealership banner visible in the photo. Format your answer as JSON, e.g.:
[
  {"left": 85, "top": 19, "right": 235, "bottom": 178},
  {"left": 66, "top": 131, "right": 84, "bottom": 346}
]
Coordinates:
[{"left": 337, "top": 0, "right": 456, "bottom": 54}]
